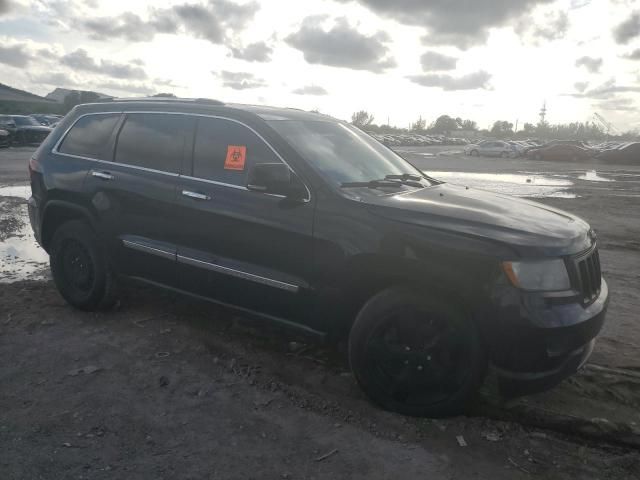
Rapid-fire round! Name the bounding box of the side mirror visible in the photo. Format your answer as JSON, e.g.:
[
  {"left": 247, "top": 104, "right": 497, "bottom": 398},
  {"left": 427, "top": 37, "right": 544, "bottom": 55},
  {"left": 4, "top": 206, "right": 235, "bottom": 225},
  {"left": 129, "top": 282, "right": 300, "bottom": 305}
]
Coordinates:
[{"left": 247, "top": 163, "right": 293, "bottom": 195}]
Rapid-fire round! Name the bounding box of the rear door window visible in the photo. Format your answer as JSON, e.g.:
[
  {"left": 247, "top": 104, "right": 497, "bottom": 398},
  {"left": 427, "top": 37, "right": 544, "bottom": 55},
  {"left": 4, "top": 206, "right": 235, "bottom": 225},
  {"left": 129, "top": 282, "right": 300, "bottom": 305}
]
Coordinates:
[
  {"left": 192, "top": 117, "right": 282, "bottom": 186},
  {"left": 115, "top": 113, "right": 194, "bottom": 174},
  {"left": 58, "top": 113, "right": 121, "bottom": 160}
]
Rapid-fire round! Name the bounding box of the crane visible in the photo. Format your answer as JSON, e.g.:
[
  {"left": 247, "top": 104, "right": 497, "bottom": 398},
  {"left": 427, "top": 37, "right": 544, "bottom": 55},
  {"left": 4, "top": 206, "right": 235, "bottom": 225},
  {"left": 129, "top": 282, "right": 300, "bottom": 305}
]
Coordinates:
[{"left": 593, "top": 112, "right": 620, "bottom": 136}]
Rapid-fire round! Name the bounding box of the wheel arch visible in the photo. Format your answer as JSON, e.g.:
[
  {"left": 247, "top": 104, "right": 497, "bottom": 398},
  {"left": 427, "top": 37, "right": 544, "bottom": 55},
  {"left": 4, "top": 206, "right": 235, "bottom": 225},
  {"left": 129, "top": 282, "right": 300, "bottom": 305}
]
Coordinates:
[
  {"left": 41, "top": 201, "right": 97, "bottom": 252},
  {"left": 325, "top": 252, "right": 494, "bottom": 338}
]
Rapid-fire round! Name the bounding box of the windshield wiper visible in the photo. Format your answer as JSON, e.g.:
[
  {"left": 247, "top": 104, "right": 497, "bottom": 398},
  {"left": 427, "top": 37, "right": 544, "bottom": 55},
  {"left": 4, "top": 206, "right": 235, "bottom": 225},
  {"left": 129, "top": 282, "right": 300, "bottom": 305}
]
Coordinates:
[
  {"left": 383, "top": 173, "right": 424, "bottom": 187},
  {"left": 384, "top": 173, "right": 423, "bottom": 181},
  {"left": 340, "top": 179, "right": 405, "bottom": 189}
]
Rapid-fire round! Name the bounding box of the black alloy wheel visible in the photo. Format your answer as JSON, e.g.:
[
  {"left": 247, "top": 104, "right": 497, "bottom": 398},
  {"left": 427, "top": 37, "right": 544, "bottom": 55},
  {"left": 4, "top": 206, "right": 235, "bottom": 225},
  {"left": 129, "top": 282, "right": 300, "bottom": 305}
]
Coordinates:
[{"left": 349, "top": 287, "right": 486, "bottom": 417}]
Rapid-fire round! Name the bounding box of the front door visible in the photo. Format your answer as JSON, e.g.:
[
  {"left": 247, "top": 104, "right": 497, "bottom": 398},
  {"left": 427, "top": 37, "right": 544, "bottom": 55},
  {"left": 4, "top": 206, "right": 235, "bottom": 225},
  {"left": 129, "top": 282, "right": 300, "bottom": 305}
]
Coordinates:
[{"left": 175, "top": 116, "right": 315, "bottom": 325}]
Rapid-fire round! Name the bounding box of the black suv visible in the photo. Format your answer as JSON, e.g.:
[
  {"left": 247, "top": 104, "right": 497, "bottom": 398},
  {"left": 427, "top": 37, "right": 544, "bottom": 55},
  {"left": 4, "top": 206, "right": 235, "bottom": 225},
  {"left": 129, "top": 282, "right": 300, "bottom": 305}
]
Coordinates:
[{"left": 28, "top": 99, "right": 608, "bottom": 417}]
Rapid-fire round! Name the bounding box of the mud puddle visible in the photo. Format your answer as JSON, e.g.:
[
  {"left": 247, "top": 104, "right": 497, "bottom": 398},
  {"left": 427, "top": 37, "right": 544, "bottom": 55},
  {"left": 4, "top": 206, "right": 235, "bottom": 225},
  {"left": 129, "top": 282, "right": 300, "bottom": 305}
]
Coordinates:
[{"left": 0, "top": 184, "right": 49, "bottom": 283}]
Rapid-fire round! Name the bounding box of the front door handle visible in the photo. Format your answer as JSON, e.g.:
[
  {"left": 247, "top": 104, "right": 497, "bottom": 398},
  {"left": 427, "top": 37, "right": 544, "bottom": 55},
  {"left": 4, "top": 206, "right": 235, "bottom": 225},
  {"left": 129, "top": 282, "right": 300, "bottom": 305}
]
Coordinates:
[
  {"left": 181, "top": 190, "right": 211, "bottom": 201},
  {"left": 91, "top": 170, "right": 114, "bottom": 181}
]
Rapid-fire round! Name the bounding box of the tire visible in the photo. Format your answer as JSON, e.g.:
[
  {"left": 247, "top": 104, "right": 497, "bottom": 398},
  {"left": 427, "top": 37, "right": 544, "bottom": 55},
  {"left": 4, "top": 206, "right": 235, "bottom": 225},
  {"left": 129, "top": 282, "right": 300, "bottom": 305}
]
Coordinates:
[
  {"left": 349, "top": 286, "right": 486, "bottom": 417},
  {"left": 501, "top": 151, "right": 509, "bottom": 158},
  {"left": 49, "top": 220, "right": 119, "bottom": 311},
  {"left": 470, "top": 150, "right": 479, "bottom": 157}
]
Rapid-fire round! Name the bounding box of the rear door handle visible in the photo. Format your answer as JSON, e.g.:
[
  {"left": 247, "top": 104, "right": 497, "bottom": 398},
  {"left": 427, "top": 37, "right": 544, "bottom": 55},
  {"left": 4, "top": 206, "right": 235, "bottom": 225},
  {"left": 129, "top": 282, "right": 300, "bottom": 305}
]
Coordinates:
[
  {"left": 181, "top": 190, "right": 211, "bottom": 201},
  {"left": 91, "top": 170, "right": 114, "bottom": 181}
]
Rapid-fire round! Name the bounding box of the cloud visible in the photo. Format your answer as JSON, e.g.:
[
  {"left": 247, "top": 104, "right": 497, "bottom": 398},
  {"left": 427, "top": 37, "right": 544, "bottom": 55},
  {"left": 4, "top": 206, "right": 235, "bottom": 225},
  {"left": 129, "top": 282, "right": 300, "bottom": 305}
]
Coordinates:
[
  {"left": 0, "top": 41, "right": 55, "bottom": 68},
  {"left": 229, "top": 42, "right": 272, "bottom": 62},
  {"left": 407, "top": 71, "right": 491, "bottom": 90},
  {"left": 614, "top": 11, "right": 640, "bottom": 44},
  {"left": 79, "top": 0, "right": 258, "bottom": 44},
  {"left": 596, "top": 97, "right": 636, "bottom": 112},
  {"left": 0, "top": 43, "right": 31, "bottom": 67},
  {"left": 81, "top": 12, "right": 161, "bottom": 42},
  {"left": 216, "top": 71, "right": 266, "bottom": 90},
  {"left": 338, "top": 0, "right": 554, "bottom": 48},
  {"left": 575, "top": 56, "right": 602, "bottom": 73},
  {"left": 30, "top": 71, "right": 79, "bottom": 87},
  {"left": 61, "top": 49, "right": 147, "bottom": 80},
  {"left": 420, "top": 51, "right": 457, "bottom": 71},
  {"left": 528, "top": 10, "right": 569, "bottom": 41},
  {"left": 0, "top": 0, "right": 11, "bottom": 16},
  {"left": 285, "top": 17, "right": 395, "bottom": 72},
  {"left": 574, "top": 81, "right": 589, "bottom": 92},
  {"left": 94, "top": 80, "right": 155, "bottom": 95},
  {"left": 292, "top": 85, "right": 328, "bottom": 95},
  {"left": 622, "top": 48, "right": 640, "bottom": 60},
  {"left": 565, "top": 78, "right": 640, "bottom": 98}
]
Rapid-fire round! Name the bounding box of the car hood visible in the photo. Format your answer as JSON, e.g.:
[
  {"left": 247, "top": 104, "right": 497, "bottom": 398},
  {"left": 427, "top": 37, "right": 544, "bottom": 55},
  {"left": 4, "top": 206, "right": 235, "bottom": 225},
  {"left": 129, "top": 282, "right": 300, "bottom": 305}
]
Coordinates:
[{"left": 357, "top": 183, "right": 592, "bottom": 256}]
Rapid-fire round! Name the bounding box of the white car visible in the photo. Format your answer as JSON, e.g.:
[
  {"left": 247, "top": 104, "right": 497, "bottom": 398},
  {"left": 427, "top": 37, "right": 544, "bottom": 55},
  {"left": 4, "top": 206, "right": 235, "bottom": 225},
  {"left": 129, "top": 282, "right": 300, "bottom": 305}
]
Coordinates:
[{"left": 464, "top": 140, "right": 514, "bottom": 157}]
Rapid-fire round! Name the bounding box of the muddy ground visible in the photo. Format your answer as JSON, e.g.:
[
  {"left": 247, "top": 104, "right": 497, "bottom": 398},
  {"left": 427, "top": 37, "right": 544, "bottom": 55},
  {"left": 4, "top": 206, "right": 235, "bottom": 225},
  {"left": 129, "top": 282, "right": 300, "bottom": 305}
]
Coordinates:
[{"left": 1, "top": 146, "right": 640, "bottom": 479}]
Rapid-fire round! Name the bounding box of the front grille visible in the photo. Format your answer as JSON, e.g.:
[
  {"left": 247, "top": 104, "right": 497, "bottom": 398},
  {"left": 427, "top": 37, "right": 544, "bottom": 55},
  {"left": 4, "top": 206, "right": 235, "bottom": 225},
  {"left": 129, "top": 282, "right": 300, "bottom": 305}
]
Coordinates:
[{"left": 571, "top": 247, "right": 601, "bottom": 305}]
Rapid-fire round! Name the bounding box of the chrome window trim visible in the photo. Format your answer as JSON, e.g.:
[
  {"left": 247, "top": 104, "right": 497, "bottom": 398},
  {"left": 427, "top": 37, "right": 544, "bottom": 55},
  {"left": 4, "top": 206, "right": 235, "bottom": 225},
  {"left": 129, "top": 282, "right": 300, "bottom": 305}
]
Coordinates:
[
  {"left": 179, "top": 174, "right": 248, "bottom": 191},
  {"left": 122, "top": 239, "right": 176, "bottom": 261},
  {"left": 52, "top": 110, "right": 311, "bottom": 202},
  {"left": 177, "top": 254, "right": 300, "bottom": 293}
]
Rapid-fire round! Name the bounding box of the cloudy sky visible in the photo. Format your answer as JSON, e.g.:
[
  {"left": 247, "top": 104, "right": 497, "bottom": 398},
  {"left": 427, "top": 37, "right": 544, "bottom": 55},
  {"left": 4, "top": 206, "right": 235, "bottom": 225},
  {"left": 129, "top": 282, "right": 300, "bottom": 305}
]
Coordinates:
[{"left": 1, "top": 0, "right": 639, "bottom": 129}]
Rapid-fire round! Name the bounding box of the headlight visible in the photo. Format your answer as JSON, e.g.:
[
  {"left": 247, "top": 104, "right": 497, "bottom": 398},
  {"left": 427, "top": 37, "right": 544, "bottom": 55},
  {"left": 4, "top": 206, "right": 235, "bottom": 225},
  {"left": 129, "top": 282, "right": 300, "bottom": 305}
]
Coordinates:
[{"left": 502, "top": 259, "right": 571, "bottom": 291}]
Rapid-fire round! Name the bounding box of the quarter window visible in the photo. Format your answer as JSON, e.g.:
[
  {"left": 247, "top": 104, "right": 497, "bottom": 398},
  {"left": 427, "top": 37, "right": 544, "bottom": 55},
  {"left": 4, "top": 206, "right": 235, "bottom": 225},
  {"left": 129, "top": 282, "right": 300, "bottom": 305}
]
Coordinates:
[
  {"left": 115, "top": 113, "right": 194, "bottom": 174},
  {"left": 58, "top": 114, "right": 120, "bottom": 160},
  {"left": 192, "top": 117, "right": 282, "bottom": 186}
]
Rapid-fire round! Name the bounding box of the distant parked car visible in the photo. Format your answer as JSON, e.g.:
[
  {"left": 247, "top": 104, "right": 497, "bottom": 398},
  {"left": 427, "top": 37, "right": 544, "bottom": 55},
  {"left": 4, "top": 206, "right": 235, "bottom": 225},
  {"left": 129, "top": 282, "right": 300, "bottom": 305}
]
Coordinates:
[
  {"left": 9, "top": 115, "right": 52, "bottom": 145},
  {"left": 596, "top": 142, "right": 640, "bottom": 164},
  {"left": 507, "top": 141, "right": 528, "bottom": 157},
  {"left": 0, "top": 114, "right": 17, "bottom": 144},
  {"left": 526, "top": 144, "right": 592, "bottom": 161},
  {"left": 464, "top": 140, "right": 514, "bottom": 157},
  {"left": 0, "top": 128, "right": 10, "bottom": 147},
  {"left": 30, "top": 114, "right": 62, "bottom": 127}
]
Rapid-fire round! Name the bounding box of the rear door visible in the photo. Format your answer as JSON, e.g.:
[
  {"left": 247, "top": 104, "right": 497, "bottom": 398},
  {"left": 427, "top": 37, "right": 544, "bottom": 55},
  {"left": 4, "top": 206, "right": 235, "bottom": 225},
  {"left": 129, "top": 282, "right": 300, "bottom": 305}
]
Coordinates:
[
  {"left": 82, "top": 112, "right": 195, "bottom": 286},
  {"left": 175, "top": 116, "right": 315, "bottom": 323}
]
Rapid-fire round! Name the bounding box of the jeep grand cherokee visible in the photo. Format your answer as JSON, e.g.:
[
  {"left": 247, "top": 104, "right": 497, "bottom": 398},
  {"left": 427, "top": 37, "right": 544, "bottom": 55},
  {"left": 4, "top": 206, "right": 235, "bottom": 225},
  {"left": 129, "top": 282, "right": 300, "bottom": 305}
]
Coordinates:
[{"left": 28, "top": 98, "right": 608, "bottom": 417}]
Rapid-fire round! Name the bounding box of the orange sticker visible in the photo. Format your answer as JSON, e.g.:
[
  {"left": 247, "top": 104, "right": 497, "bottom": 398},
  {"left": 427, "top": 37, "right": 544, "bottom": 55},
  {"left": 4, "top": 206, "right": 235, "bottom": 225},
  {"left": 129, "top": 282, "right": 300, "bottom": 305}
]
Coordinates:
[{"left": 224, "top": 145, "right": 246, "bottom": 171}]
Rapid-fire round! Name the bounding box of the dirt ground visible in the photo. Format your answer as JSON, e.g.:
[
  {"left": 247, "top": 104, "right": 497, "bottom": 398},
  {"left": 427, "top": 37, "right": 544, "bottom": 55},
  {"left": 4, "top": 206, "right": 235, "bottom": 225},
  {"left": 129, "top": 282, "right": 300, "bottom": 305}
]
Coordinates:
[{"left": 1, "top": 146, "right": 640, "bottom": 479}]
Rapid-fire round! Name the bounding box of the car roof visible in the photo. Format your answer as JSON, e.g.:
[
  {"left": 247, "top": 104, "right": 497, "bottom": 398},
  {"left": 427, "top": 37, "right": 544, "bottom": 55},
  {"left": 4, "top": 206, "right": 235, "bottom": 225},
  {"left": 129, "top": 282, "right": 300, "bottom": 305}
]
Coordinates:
[{"left": 74, "top": 97, "right": 335, "bottom": 123}]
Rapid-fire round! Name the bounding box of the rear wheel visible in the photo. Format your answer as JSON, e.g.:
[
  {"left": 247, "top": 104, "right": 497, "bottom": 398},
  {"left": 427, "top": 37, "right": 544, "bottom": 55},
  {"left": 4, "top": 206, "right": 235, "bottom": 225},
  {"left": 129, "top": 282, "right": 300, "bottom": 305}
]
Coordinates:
[
  {"left": 470, "top": 150, "right": 479, "bottom": 157},
  {"left": 349, "top": 287, "right": 486, "bottom": 417},
  {"left": 50, "top": 220, "right": 118, "bottom": 311},
  {"left": 501, "top": 151, "right": 509, "bottom": 158}
]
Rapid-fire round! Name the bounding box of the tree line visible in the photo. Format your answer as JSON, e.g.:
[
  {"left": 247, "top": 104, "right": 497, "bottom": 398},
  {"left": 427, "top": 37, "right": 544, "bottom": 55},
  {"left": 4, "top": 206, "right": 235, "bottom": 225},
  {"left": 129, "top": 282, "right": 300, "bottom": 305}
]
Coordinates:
[{"left": 350, "top": 110, "right": 637, "bottom": 140}]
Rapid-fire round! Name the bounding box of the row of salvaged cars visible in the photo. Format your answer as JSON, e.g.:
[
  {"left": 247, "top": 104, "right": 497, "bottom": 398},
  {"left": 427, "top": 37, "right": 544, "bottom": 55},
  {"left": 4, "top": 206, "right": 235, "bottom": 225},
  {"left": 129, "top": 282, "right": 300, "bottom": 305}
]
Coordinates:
[
  {"left": 463, "top": 139, "right": 640, "bottom": 163},
  {"left": 370, "top": 133, "right": 469, "bottom": 146},
  {"left": 0, "top": 114, "right": 60, "bottom": 147}
]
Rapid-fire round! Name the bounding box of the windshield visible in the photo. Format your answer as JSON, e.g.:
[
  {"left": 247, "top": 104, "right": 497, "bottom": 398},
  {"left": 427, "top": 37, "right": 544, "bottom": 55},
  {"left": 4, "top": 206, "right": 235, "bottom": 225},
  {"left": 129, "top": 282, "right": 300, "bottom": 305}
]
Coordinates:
[
  {"left": 12, "top": 116, "right": 40, "bottom": 126},
  {"left": 267, "top": 120, "right": 430, "bottom": 188}
]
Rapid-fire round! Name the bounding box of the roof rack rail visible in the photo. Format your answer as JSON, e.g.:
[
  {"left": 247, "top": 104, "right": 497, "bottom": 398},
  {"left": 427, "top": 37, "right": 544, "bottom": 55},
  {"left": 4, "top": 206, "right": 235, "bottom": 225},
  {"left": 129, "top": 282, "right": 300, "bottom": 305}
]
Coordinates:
[{"left": 108, "top": 97, "right": 224, "bottom": 106}]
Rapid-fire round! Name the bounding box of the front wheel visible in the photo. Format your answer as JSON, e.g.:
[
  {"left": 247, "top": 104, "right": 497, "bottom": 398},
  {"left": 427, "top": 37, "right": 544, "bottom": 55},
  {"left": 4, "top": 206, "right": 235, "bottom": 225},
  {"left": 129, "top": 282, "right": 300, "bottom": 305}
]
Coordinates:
[
  {"left": 50, "top": 220, "right": 119, "bottom": 311},
  {"left": 349, "top": 287, "right": 486, "bottom": 417},
  {"left": 470, "top": 150, "right": 479, "bottom": 157}
]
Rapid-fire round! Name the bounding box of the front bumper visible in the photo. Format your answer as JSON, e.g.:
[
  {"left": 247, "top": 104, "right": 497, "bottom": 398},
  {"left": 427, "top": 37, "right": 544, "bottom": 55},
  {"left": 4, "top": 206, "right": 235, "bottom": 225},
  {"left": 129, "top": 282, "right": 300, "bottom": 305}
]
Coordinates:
[{"left": 487, "top": 278, "right": 609, "bottom": 396}]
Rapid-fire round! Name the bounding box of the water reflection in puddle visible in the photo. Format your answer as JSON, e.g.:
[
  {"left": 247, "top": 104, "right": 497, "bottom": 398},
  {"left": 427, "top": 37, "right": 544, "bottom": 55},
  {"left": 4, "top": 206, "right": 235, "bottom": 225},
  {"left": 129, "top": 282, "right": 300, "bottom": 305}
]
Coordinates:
[
  {"left": 578, "top": 170, "right": 613, "bottom": 182},
  {"left": 426, "top": 171, "right": 577, "bottom": 198},
  {"left": 1, "top": 185, "right": 49, "bottom": 282},
  {"left": 0, "top": 184, "right": 31, "bottom": 199}
]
